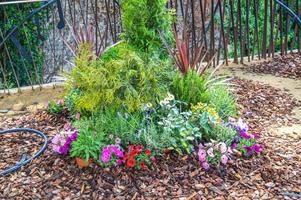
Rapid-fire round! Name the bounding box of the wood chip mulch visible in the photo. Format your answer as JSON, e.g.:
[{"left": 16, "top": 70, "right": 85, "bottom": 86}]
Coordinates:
[
  {"left": 242, "top": 53, "right": 301, "bottom": 79},
  {"left": 0, "top": 78, "right": 300, "bottom": 199}
]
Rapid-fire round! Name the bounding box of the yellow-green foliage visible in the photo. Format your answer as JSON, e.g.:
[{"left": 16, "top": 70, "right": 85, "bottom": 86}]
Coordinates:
[
  {"left": 191, "top": 102, "right": 221, "bottom": 122},
  {"left": 66, "top": 42, "right": 171, "bottom": 113}
]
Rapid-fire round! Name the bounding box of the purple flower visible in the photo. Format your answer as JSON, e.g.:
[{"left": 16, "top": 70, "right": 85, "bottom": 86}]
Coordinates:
[
  {"left": 221, "top": 155, "right": 228, "bottom": 165},
  {"left": 59, "top": 145, "right": 69, "bottom": 155},
  {"left": 251, "top": 133, "right": 260, "bottom": 139},
  {"left": 237, "top": 118, "right": 248, "bottom": 132},
  {"left": 251, "top": 144, "right": 263, "bottom": 154},
  {"left": 231, "top": 143, "right": 238, "bottom": 149},
  {"left": 69, "top": 132, "right": 78, "bottom": 141},
  {"left": 240, "top": 131, "right": 251, "bottom": 140},
  {"left": 116, "top": 159, "right": 123, "bottom": 166},
  {"left": 202, "top": 162, "right": 210, "bottom": 170},
  {"left": 243, "top": 146, "right": 253, "bottom": 155}
]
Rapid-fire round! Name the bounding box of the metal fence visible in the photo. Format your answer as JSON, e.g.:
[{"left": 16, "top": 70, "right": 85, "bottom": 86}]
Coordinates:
[{"left": 1, "top": 0, "right": 301, "bottom": 92}]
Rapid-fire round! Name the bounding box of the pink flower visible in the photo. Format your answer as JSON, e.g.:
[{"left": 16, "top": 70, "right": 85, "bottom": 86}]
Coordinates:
[
  {"left": 101, "top": 152, "right": 111, "bottom": 163},
  {"left": 198, "top": 143, "right": 204, "bottom": 149},
  {"left": 56, "top": 99, "right": 64, "bottom": 105},
  {"left": 64, "top": 123, "right": 71, "bottom": 131},
  {"left": 150, "top": 156, "right": 156, "bottom": 162},
  {"left": 219, "top": 143, "right": 227, "bottom": 154},
  {"left": 251, "top": 144, "right": 263, "bottom": 154},
  {"left": 52, "top": 145, "right": 61, "bottom": 153},
  {"left": 75, "top": 113, "right": 81, "bottom": 120},
  {"left": 111, "top": 146, "right": 124, "bottom": 158},
  {"left": 221, "top": 155, "right": 228, "bottom": 165},
  {"left": 198, "top": 149, "right": 207, "bottom": 162},
  {"left": 205, "top": 143, "right": 213, "bottom": 147},
  {"left": 202, "top": 162, "right": 210, "bottom": 170}
]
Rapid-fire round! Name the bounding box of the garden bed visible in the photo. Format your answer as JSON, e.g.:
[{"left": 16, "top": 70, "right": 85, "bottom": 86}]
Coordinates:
[{"left": 0, "top": 77, "right": 300, "bottom": 199}]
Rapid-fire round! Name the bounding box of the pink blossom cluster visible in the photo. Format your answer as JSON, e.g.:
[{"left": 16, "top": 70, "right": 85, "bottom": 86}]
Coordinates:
[
  {"left": 101, "top": 145, "right": 124, "bottom": 166},
  {"left": 51, "top": 123, "right": 78, "bottom": 155},
  {"left": 198, "top": 142, "right": 231, "bottom": 170}
]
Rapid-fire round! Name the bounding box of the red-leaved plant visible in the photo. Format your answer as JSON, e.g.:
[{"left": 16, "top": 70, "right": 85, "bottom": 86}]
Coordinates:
[
  {"left": 123, "top": 145, "right": 155, "bottom": 170},
  {"left": 161, "top": 28, "right": 218, "bottom": 75}
]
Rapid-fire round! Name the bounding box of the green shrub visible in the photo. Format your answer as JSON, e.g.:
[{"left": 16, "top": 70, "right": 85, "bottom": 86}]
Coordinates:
[
  {"left": 65, "top": 42, "right": 171, "bottom": 113},
  {"left": 171, "top": 70, "right": 211, "bottom": 108},
  {"left": 121, "top": 0, "right": 174, "bottom": 53},
  {"left": 209, "top": 85, "right": 238, "bottom": 120},
  {"left": 47, "top": 100, "right": 64, "bottom": 114}
]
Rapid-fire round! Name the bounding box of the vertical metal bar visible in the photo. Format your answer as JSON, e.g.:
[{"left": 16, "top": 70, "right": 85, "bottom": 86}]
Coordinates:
[
  {"left": 269, "top": 0, "right": 275, "bottom": 57},
  {"left": 218, "top": 0, "right": 228, "bottom": 65},
  {"left": 229, "top": 0, "right": 238, "bottom": 63},
  {"left": 210, "top": 0, "right": 215, "bottom": 66},
  {"left": 253, "top": 0, "right": 261, "bottom": 60},
  {"left": 262, "top": 0, "right": 268, "bottom": 59},
  {"left": 199, "top": 0, "right": 208, "bottom": 51},
  {"left": 237, "top": 0, "right": 243, "bottom": 63}
]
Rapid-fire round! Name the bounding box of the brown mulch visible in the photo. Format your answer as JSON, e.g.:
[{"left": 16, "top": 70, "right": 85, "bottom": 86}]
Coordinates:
[
  {"left": 232, "top": 78, "right": 301, "bottom": 133},
  {"left": 0, "top": 78, "right": 300, "bottom": 199},
  {"left": 242, "top": 53, "right": 301, "bottom": 79}
]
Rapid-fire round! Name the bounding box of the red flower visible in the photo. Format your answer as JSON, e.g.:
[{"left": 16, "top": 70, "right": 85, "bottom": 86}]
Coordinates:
[
  {"left": 140, "top": 161, "right": 147, "bottom": 169},
  {"left": 144, "top": 149, "right": 151, "bottom": 156},
  {"left": 131, "top": 149, "right": 139, "bottom": 157},
  {"left": 135, "top": 145, "right": 143, "bottom": 152},
  {"left": 126, "top": 158, "right": 136, "bottom": 168}
]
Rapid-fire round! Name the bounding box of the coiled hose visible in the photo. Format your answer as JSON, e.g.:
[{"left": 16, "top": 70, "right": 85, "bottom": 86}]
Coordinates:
[{"left": 0, "top": 128, "right": 48, "bottom": 176}]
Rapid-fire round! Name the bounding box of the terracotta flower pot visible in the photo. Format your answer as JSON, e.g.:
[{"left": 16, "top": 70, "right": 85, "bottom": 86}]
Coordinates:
[{"left": 76, "top": 158, "right": 92, "bottom": 168}]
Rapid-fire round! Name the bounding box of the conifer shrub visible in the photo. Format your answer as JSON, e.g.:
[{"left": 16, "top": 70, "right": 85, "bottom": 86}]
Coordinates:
[
  {"left": 65, "top": 42, "right": 172, "bottom": 113},
  {"left": 121, "top": 0, "right": 174, "bottom": 53}
]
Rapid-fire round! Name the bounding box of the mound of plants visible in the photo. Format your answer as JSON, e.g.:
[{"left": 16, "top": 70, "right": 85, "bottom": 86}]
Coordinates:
[{"left": 49, "top": 0, "right": 263, "bottom": 171}]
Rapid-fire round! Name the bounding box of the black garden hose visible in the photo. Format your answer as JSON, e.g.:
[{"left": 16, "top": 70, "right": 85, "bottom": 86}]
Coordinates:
[{"left": 0, "top": 128, "right": 48, "bottom": 176}]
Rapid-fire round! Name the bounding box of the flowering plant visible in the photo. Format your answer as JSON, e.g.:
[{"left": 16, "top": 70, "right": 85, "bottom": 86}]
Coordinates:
[
  {"left": 235, "top": 131, "right": 263, "bottom": 156},
  {"left": 123, "top": 145, "right": 155, "bottom": 170},
  {"left": 51, "top": 124, "right": 78, "bottom": 155},
  {"left": 100, "top": 145, "right": 124, "bottom": 167},
  {"left": 47, "top": 99, "right": 65, "bottom": 114},
  {"left": 228, "top": 118, "right": 263, "bottom": 156},
  {"left": 198, "top": 141, "right": 232, "bottom": 170}
]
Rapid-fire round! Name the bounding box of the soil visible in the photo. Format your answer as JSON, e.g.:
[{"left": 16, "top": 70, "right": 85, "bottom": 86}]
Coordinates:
[{"left": 0, "top": 85, "right": 65, "bottom": 116}]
